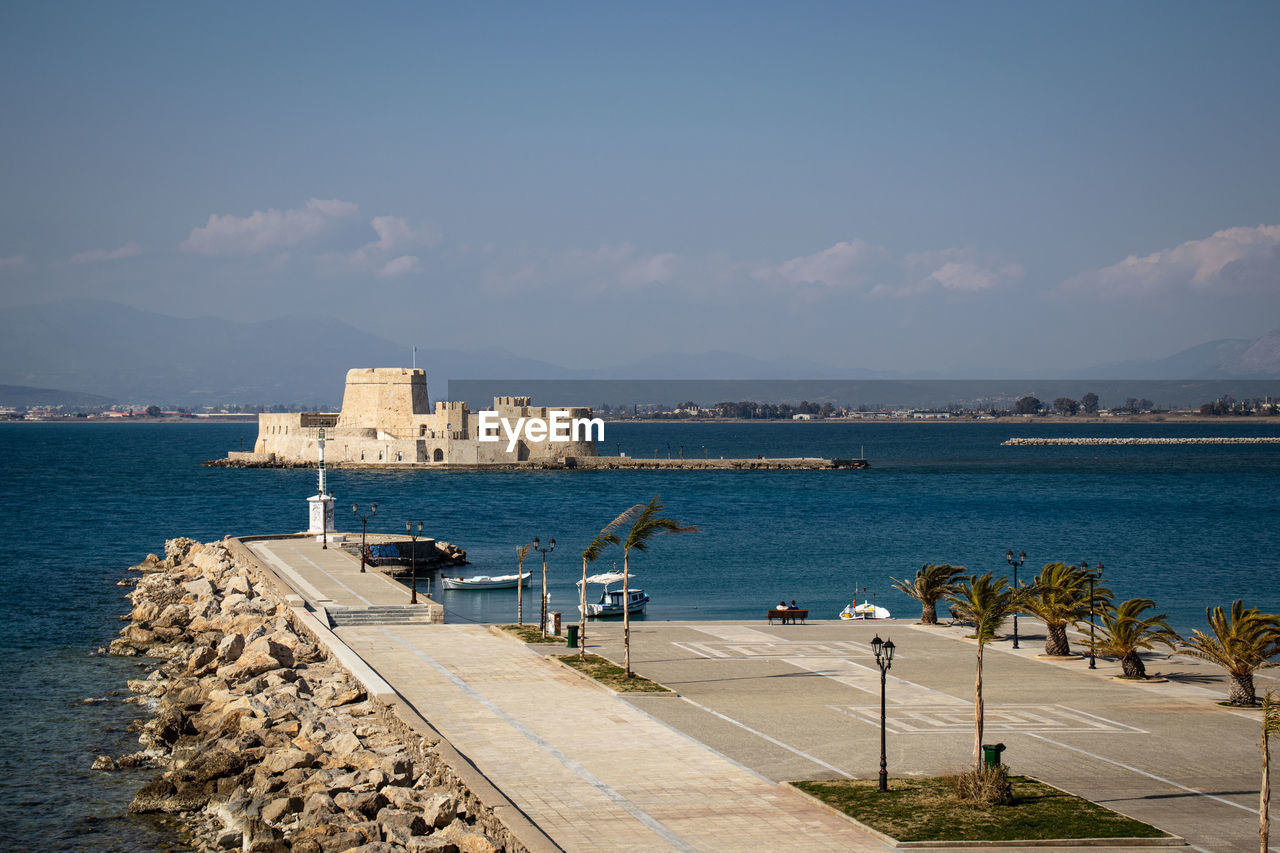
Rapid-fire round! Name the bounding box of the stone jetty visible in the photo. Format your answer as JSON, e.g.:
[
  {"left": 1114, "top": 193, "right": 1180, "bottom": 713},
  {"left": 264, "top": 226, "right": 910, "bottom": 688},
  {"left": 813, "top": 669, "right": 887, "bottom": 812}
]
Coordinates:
[
  {"left": 106, "top": 537, "right": 510, "bottom": 853},
  {"left": 1002, "top": 436, "right": 1280, "bottom": 446}
]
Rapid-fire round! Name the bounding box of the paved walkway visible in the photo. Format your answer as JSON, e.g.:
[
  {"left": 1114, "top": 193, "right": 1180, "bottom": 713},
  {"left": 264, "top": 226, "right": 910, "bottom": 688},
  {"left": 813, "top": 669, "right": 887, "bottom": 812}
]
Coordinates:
[{"left": 244, "top": 536, "right": 1278, "bottom": 852}]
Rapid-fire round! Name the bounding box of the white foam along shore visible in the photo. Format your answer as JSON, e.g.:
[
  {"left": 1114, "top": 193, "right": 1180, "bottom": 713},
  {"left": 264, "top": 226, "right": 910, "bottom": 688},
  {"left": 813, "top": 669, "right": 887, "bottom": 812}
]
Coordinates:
[{"left": 1003, "top": 436, "right": 1280, "bottom": 445}]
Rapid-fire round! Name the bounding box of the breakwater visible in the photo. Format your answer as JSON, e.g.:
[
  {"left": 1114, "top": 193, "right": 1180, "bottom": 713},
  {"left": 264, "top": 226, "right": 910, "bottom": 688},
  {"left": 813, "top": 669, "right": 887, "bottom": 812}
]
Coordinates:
[
  {"left": 1002, "top": 436, "right": 1280, "bottom": 446},
  {"left": 108, "top": 537, "right": 515, "bottom": 853}
]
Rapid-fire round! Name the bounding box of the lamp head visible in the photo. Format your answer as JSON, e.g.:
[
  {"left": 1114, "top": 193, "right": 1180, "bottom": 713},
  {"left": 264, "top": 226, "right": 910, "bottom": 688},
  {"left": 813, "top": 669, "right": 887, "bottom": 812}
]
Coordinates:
[
  {"left": 417, "top": 521, "right": 423, "bottom": 534},
  {"left": 549, "top": 538, "right": 556, "bottom": 551},
  {"left": 532, "top": 537, "right": 539, "bottom": 547},
  {"left": 353, "top": 504, "right": 358, "bottom": 515},
  {"left": 406, "top": 521, "right": 411, "bottom": 533},
  {"left": 1005, "top": 550, "right": 1013, "bottom": 561},
  {"left": 371, "top": 503, "right": 376, "bottom": 515},
  {"left": 870, "top": 635, "right": 883, "bottom": 657},
  {"left": 883, "top": 639, "right": 895, "bottom": 662},
  {"left": 1095, "top": 562, "right": 1104, "bottom": 577}
]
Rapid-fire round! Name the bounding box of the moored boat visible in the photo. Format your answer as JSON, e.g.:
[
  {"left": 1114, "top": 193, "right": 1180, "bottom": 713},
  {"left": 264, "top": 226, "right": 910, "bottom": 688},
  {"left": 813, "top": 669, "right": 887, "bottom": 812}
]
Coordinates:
[
  {"left": 441, "top": 572, "right": 531, "bottom": 590},
  {"left": 578, "top": 572, "right": 649, "bottom": 616},
  {"left": 839, "top": 600, "right": 891, "bottom": 620}
]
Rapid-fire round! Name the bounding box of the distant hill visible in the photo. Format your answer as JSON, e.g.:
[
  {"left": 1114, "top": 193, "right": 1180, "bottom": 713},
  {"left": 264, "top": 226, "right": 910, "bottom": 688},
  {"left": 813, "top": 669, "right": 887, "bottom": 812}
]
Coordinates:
[
  {"left": 0, "top": 299, "right": 575, "bottom": 406},
  {"left": 1, "top": 299, "right": 1276, "bottom": 405},
  {"left": 0, "top": 383, "right": 115, "bottom": 409},
  {"left": 1079, "top": 331, "right": 1280, "bottom": 379}
]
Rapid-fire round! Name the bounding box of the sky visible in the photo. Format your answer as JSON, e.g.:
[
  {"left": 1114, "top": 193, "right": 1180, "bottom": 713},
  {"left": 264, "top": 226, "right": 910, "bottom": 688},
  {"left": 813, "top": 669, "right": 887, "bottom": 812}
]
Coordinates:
[{"left": 1, "top": 1, "right": 1278, "bottom": 375}]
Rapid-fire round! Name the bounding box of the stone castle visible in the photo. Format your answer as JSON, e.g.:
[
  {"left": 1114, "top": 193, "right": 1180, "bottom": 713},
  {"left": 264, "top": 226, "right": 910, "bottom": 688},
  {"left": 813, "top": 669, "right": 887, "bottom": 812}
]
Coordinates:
[{"left": 228, "top": 368, "right": 599, "bottom": 466}]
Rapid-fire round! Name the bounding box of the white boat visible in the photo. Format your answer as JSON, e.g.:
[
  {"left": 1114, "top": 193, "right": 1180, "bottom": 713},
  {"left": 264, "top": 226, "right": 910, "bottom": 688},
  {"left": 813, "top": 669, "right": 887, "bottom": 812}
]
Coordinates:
[
  {"left": 840, "top": 600, "right": 892, "bottom": 620},
  {"left": 441, "top": 572, "right": 531, "bottom": 590},
  {"left": 577, "top": 571, "right": 649, "bottom": 617}
]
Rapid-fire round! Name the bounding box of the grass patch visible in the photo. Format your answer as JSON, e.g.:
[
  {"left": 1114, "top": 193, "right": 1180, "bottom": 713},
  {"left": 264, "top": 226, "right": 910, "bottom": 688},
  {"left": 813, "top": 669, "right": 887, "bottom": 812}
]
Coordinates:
[
  {"left": 792, "top": 776, "right": 1169, "bottom": 842},
  {"left": 496, "top": 624, "right": 561, "bottom": 644},
  {"left": 555, "top": 654, "right": 671, "bottom": 693}
]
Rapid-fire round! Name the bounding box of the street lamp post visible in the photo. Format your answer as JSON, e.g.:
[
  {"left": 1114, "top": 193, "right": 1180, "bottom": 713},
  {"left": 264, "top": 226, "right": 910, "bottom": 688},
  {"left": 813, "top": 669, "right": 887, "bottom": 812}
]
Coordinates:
[
  {"left": 1005, "top": 550, "right": 1026, "bottom": 649},
  {"left": 353, "top": 503, "right": 376, "bottom": 573},
  {"left": 532, "top": 536, "right": 555, "bottom": 636},
  {"left": 870, "top": 634, "right": 896, "bottom": 793},
  {"left": 1080, "top": 560, "right": 1104, "bottom": 669},
  {"left": 406, "top": 521, "right": 423, "bottom": 604}
]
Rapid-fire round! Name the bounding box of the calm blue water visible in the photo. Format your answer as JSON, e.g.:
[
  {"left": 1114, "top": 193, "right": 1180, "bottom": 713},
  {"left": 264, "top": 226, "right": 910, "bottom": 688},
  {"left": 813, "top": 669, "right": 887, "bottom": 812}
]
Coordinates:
[{"left": 1, "top": 419, "right": 1278, "bottom": 849}]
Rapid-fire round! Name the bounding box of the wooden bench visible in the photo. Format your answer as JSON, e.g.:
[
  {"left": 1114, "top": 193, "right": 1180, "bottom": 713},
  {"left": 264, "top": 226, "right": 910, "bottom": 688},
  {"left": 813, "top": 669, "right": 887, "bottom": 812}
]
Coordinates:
[{"left": 768, "top": 609, "right": 808, "bottom": 625}]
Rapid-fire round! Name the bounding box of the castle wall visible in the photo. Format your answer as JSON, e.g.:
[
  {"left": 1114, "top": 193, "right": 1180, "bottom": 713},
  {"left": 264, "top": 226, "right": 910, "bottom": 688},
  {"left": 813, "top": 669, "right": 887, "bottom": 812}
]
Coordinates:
[{"left": 246, "top": 369, "right": 598, "bottom": 466}]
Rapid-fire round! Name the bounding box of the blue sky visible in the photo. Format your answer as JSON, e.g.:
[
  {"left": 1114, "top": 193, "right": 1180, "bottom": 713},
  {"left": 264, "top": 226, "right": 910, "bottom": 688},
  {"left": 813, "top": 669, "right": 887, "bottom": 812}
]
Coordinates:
[{"left": 2, "top": 1, "right": 1278, "bottom": 373}]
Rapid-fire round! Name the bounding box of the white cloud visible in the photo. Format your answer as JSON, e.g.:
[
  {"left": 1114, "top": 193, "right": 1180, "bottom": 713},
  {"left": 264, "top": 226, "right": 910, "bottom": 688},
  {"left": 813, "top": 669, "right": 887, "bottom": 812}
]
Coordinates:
[
  {"left": 0, "top": 254, "right": 25, "bottom": 269},
  {"left": 181, "top": 198, "right": 359, "bottom": 255},
  {"left": 377, "top": 255, "right": 421, "bottom": 278},
  {"left": 758, "top": 240, "right": 1019, "bottom": 297},
  {"left": 69, "top": 242, "right": 142, "bottom": 264},
  {"left": 1063, "top": 224, "right": 1280, "bottom": 298}
]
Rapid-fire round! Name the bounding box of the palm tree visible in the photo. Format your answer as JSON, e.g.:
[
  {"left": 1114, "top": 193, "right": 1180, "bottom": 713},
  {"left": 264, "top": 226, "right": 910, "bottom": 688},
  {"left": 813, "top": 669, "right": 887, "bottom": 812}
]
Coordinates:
[
  {"left": 1261, "top": 689, "right": 1279, "bottom": 853},
  {"left": 946, "top": 573, "right": 1022, "bottom": 771},
  {"left": 1176, "top": 601, "right": 1280, "bottom": 706},
  {"left": 579, "top": 529, "right": 619, "bottom": 660},
  {"left": 617, "top": 497, "right": 697, "bottom": 677},
  {"left": 1093, "top": 598, "right": 1179, "bottom": 678},
  {"left": 1020, "top": 562, "right": 1112, "bottom": 657},
  {"left": 515, "top": 544, "right": 531, "bottom": 625},
  {"left": 890, "top": 563, "right": 966, "bottom": 624}
]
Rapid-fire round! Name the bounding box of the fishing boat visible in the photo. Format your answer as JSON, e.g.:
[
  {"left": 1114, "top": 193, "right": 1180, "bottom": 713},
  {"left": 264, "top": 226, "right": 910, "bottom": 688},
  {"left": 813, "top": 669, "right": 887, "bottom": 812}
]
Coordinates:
[
  {"left": 839, "top": 600, "right": 892, "bottom": 620},
  {"left": 578, "top": 571, "right": 649, "bottom": 617},
  {"left": 441, "top": 572, "right": 531, "bottom": 591}
]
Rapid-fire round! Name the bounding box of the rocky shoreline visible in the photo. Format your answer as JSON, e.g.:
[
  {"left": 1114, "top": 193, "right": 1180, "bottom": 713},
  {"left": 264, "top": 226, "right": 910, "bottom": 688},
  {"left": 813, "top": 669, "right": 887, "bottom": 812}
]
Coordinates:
[
  {"left": 105, "top": 537, "right": 514, "bottom": 853},
  {"left": 1002, "top": 436, "right": 1280, "bottom": 446}
]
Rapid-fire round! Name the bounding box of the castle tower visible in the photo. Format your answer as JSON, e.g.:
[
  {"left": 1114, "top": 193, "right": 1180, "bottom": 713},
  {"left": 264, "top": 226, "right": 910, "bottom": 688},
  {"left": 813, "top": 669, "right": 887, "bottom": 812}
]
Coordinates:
[{"left": 335, "top": 368, "right": 431, "bottom": 437}]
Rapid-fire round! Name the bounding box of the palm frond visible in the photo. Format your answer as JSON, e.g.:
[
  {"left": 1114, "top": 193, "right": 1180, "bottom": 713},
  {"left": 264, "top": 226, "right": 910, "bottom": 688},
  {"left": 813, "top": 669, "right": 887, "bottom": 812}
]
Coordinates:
[
  {"left": 516, "top": 543, "right": 531, "bottom": 561},
  {"left": 946, "top": 572, "right": 1018, "bottom": 646},
  {"left": 1175, "top": 600, "right": 1280, "bottom": 677},
  {"left": 582, "top": 531, "right": 619, "bottom": 563},
  {"left": 623, "top": 496, "right": 700, "bottom": 551},
  {"left": 600, "top": 503, "right": 647, "bottom": 537}
]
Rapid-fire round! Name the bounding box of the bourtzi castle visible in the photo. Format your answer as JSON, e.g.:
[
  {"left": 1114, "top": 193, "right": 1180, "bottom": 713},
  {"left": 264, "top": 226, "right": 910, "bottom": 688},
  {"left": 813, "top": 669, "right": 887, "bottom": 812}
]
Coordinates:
[{"left": 227, "top": 368, "right": 599, "bottom": 466}]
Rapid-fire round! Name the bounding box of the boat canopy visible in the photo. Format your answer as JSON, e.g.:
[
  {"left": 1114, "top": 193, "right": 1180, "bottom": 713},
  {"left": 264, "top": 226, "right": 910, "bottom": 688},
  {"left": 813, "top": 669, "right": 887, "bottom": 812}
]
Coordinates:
[{"left": 577, "top": 572, "right": 633, "bottom": 586}]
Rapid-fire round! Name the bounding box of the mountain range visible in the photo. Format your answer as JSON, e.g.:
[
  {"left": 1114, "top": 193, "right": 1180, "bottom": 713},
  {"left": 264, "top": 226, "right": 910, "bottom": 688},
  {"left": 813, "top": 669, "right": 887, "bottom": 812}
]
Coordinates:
[{"left": 0, "top": 299, "right": 1277, "bottom": 406}]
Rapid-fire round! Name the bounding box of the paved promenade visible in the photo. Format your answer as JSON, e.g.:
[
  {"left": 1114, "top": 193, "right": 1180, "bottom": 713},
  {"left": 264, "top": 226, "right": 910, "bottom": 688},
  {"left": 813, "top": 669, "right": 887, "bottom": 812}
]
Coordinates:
[{"left": 246, "top": 536, "right": 1276, "bottom": 852}]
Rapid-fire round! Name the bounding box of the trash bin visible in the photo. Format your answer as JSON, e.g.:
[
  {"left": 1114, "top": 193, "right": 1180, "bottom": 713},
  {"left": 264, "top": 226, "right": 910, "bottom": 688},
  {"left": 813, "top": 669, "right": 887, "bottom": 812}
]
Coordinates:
[
  {"left": 566, "top": 625, "right": 579, "bottom": 648},
  {"left": 982, "top": 743, "right": 1006, "bottom": 767}
]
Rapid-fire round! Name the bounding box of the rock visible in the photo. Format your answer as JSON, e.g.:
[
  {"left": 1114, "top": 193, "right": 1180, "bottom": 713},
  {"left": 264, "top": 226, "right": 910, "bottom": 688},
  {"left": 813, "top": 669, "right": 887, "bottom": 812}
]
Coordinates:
[
  {"left": 91, "top": 754, "right": 117, "bottom": 771},
  {"left": 322, "top": 832, "right": 370, "bottom": 852},
  {"left": 216, "top": 632, "right": 245, "bottom": 663},
  {"left": 345, "top": 843, "right": 399, "bottom": 853},
  {"left": 129, "top": 777, "right": 177, "bottom": 813},
  {"left": 406, "top": 839, "right": 459, "bottom": 853},
  {"left": 314, "top": 681, "right": 366, "bottom": 709},
  {"left": 183, "top": 577, "right": 214, "bottom": 598},
  {"left": 442, "top": 829, "right": 498, "bottom": 853},
  {"left": 246, "top": 824, "right": 288, "bottom": 853},
  {"left": 328, "top": 731, "right": 363, "bottom": 759},
  {"left": 220, "top": 592, "right": 250, "bottom": 614},
  {"left": 380, "top": 751, "right": 414, "bottom": 785},
  {"left": 213, "top": 828, "right": 242, "bottom": 849},
  {"left": 419, "top": 793, "right": 457, "bottom": 829},
  {"left": 262, "top": 748, "right": 315, "bottom": 775},
  {"left": 301, "top": 791, "right": 338, "bottom": 822},
  {"left": 224, "top": 574, "right": 252, "bottom": 596},
  {"left": 187, "top": 646, "right": 217, "bottom": 673},
  {"left": 180, "top": 749, "right": 246, "bottom": 785},
  {"left": 377, "top": 806, "right": 427, "bottom": 837},
  {"left": 219, "top": 650, "right": 283, "bottom": 681},
  {"left": 261, "top": 795, "right": 303, "bottom": 823},
  {"left": 351, "top": 790, "right": 389, "bottom": 820}
]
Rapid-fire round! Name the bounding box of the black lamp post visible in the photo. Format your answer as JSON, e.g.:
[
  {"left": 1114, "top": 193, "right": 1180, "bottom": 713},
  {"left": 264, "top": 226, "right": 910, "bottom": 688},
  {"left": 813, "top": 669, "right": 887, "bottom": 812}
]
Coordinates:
[
  {"left": 532, "top": 536, "right": 555, "bottom": 635},
  {"left": 406, "top": 521, "right": 423, "bottom": 604},
  {"left": 870, "top": 634, "right": 896, "bottom": 793},
  {"left": 1080, "top": 560, "right": 1104, "bottom": 669},
  {"left": 354, "top": 503, "right": 376, "bottom": 573},
  {"left": 1005, "top": 550, "right": 1026, "bottom": 649}
]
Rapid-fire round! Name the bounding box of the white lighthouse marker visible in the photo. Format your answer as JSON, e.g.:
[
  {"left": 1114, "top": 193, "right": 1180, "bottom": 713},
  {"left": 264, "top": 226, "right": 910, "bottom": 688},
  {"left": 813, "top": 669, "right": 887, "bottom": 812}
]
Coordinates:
[{"left": 308, "top": 426, "right": 337, "bottom": 544}]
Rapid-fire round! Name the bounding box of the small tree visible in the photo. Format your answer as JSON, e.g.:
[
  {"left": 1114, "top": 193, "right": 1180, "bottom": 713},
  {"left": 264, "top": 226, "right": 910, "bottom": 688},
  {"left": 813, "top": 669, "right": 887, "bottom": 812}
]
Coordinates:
[
  {"left": 1052, "top": 397, "right": 1080, "bottom": 416},
  {"left": 946, "top": 573, "right": 1022, "bottom": 771},
  {"left": 578, "top": 529, "right": 619, "bottom": 660},
  {"left": 1093, "top": 598, "right": 1179, "bottom": 678},
  {"left": 1262, "top": 690, "right": 1279, "bottom": 853},
  {"left": 890, "top": 563, "right": 966, "bottom": 624},
  {"left": 1015, "top": 396, "right": 1043, "bottom": 415},
  {"left": 1081, "top": 392, "right": 1100, "bottom": 414},
  {"left": 1020, "top": 562, "right": 1112, "bottom": 657},
  {"left": 617, "top": 497, "right": 697, "bottom": 677},
  {"left": 1176, "top": 601, "right": 1280, "bottom": 706}
]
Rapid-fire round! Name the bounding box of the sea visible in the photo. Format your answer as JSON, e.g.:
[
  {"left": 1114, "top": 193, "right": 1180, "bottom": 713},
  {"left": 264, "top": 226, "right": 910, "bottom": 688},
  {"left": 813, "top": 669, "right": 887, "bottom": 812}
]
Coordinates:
[{"left": 1, "top": 419, "right": 1278, "bottom": 850}]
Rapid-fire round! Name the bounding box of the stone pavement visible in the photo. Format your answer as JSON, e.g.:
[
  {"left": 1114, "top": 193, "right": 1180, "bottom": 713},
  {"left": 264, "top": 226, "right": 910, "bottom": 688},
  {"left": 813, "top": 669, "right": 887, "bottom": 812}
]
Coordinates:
[{"left": 243, "top": 536, "right": 1279, "bottom": 852}]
